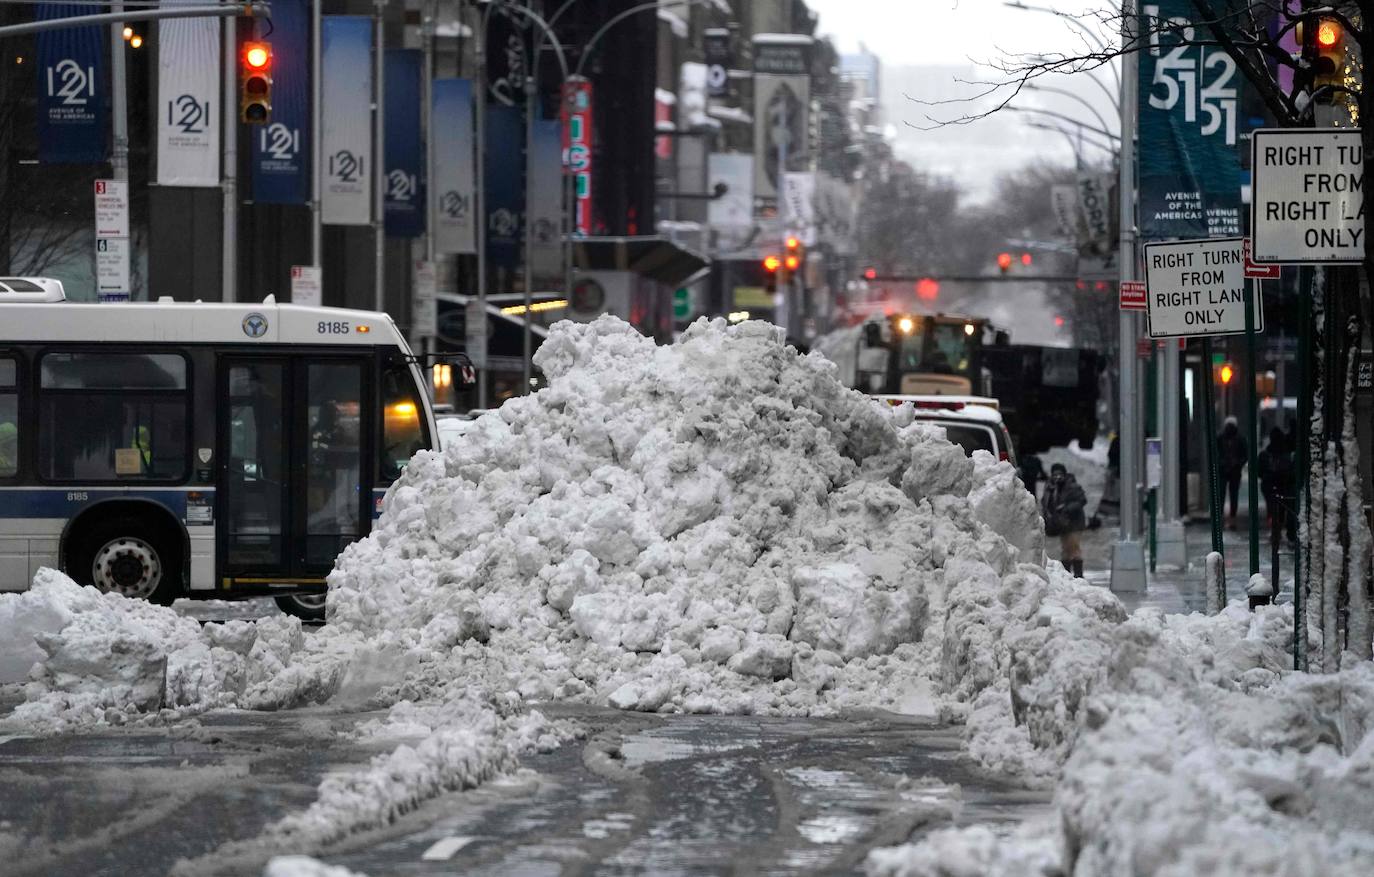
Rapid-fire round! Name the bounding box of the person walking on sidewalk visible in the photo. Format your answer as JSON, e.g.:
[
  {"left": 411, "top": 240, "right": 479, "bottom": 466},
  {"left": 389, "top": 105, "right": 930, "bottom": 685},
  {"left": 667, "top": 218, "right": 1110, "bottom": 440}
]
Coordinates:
[
  {"left": 1217, "top": 417, "right": 1248, "bottom": 529},
  {"left": 1041, "top": 462, "right": 1088, "bottom": 578},
  {"left": 1257, "top": 426, "right": 1296, "bottom": 546}
]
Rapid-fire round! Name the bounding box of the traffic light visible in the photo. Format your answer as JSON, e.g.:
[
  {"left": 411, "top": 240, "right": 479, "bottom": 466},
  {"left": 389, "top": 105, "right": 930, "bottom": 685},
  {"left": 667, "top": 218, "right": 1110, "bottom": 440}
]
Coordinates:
[
  {"left": 863, "top": 267, "right": 877, "bottom": 281},
  {"left": 1313, "top": 18, "right": 1345, "bottom": 101},
  {"left": 240, "top": 41, "right": 272, "bottom": 124},
  {"left": 915, "top": 277, "right": 940, "bottom": 301},
  {"left": 783, "top": 236, "right": 804, "bottom": 282},
  {"left": 1215, "top": 361, "right": 1235, "bottom": 385},
  {"left": 1020, "top": 252, "right": 1032, "bottom": 266},
  {"left": 997, "top": 252, "right": 1013, "bottom": 274},
  {"left": 763, "top": 254, "right": 782, "bottom": 293}
]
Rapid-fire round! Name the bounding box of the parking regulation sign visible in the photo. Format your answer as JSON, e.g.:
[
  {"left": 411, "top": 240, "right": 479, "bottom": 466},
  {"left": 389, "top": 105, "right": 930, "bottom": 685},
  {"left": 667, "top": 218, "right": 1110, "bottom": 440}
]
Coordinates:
[
  {"left": 1251, "top": 129, "right": 1363, "bottom": 264},
  {"left": 1143, "top": 237, "right": 1263, "bottom": 339}
]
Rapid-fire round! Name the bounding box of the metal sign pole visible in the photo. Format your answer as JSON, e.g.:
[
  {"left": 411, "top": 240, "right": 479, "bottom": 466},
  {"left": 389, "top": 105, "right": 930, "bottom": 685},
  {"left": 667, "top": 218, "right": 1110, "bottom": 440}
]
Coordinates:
[
  {"left": 1201, "top": 335, "right": 1224, "bottom": 558},
  {"left": 1244, "top": 277, "right": 1261, "bottom": 576},
  {"left": 1110, "top": 0, "right": 1146, "bottom": 591}
]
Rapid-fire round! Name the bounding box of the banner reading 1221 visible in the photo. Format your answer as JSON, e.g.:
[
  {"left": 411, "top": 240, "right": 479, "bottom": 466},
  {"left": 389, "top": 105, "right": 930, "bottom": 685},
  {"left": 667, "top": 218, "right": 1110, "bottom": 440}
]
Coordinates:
[
  {"left": 252, "top": 0, "right": 309, "bottom": 204},
  {"left": 36, "top": 3, "right": 106, "bottom": 164},
  {"left": 384, "top": 49, "right": 424, "bottom": 238},
  {"left": 1137, "top": 0, "right": 1245, "bottom": 240}
]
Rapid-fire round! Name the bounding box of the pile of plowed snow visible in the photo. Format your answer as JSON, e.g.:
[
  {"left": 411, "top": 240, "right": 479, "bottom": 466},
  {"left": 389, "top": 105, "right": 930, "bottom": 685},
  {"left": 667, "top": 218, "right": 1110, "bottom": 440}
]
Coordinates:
[{"left": 319, "top": 316, "right": 1042, "bottom": 715}]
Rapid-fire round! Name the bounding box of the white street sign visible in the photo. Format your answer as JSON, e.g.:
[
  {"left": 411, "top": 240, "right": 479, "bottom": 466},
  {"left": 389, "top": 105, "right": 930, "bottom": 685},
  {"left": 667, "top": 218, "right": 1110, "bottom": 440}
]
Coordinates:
[
  {"left": 95, "top": 237, "right": 130, "bottom": 297},
  {"left": 94, "top": 179, "right": 129, "bottom": 238},
  {"left": 1251, "top": 129, "right": 1363, "bottom": 264},
  {"left": 1144, "top": 237, "right": 1263, "bottom": 339},
  {"left": 290, "top": 265, "right": 322, "bottom": 307}
]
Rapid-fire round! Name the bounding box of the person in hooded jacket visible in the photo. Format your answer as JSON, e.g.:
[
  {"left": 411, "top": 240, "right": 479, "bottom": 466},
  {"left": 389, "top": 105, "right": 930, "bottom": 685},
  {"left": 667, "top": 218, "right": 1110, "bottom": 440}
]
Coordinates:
[
  {"left": 1041, "top": 462, "right": 1088, "bottom": 578},
  {"left": 1216, "top": 416, "right": 1248, "bottom": 529}
]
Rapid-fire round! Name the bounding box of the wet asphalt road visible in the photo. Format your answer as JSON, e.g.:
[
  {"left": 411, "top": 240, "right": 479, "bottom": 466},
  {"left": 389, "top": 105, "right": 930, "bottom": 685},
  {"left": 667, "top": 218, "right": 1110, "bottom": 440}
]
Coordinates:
[{"left": 0, "top": 702, "right": 1048, "bottom": 877}]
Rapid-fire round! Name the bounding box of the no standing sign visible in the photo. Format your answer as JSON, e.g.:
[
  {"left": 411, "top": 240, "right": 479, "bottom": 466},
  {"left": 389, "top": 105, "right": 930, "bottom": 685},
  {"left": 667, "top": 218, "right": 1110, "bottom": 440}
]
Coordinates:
[{"left": 1143, "top": 237, "right": 1263, "bottom": 339}]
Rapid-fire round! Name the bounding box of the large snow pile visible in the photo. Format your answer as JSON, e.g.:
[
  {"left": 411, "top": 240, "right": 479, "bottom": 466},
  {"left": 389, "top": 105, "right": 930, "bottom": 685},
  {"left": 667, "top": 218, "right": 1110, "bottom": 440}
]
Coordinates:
[{"left": 318, "top": 316, "right": 1043, "bottom": 715}]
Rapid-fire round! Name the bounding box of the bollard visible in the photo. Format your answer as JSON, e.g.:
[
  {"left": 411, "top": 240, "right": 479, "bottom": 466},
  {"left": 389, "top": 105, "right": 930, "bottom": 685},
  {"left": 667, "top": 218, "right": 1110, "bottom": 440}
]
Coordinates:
[
  {"left": 1205, "top": 551, "right": 1226, "bottom": 614},
  {"left": 1247, "top": 573, "right": 1274, "bottom": 611}
]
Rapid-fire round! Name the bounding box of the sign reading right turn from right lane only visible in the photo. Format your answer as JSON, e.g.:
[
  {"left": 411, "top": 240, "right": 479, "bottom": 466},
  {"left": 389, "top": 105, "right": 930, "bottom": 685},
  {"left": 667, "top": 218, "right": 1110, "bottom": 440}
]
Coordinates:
[
  {"left": 1143, "top": 236, "right": 1263, "bottom": 339},
  {"left": 1251, "top": 128, "right": 1363, "bottom": 264}
]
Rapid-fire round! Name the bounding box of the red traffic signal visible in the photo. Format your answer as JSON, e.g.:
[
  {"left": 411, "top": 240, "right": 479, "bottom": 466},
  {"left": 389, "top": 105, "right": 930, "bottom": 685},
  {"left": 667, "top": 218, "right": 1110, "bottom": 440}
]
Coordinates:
[
  {"left": 784, "top": 254, "right": 801, "bottom": 272},
  {"left": 915, "top": 278, "right": 939, "bottom": 301},
  {"left": 863, "top": 267, "right": 877, "bottom": 281},
  {"left": 1020, "top": 252, "right": 1032, "bottom": 266},
  {"left": 1219, "top": 363, "right": 1235, "bottom": 385},
  {"left": 997, "top": 252, "right": 1013, "bottom": 274},
  {"left": 240, "top": 41, "right": 273, "bottom": 124},
  {"left": 763, "top": 254, "right": 782, "bottom": 273}
]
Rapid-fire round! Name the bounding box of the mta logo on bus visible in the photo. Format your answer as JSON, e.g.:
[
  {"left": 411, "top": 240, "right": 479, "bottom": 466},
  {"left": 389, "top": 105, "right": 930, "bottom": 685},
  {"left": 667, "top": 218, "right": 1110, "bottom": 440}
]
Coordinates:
[{"left": 242, "top": 313, "right": 269, "bottom": 338}]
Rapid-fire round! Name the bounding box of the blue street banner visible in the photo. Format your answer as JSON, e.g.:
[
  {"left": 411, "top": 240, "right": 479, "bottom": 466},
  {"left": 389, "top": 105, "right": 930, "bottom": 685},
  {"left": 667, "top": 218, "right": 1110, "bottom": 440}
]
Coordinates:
[
  {"left": 483, "top": 105, "right": 523, "bottom": 269},
  {"left": 1138, "top": 0, "right": 1245, "bottom": 239},
  {"left": 384, "top": 49, "right": 424, "bottom": 238},
  {"left": 528, "top": 119, "right": 563, "bottom": 283},
  {"left": 36, "top": 3, "right": 106, "bottom": 164},
  {"left": 321, "top": 17, "right": 374, "bottom": 225},
  {"left": 432, "top": 79, "right": 476, "bottom": 254},
  {"left": 251, "top": 0, "right": 309, "bottom": 204},
  {"left": 157, "top": 4, "right": 220, "bottom": 186}
]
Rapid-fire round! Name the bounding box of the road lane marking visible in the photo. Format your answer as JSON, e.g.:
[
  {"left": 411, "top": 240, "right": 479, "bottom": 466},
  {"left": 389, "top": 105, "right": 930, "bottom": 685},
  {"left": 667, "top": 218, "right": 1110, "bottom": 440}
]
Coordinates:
[{"left": 420, "top": 836, "right": 475, "bottom": 861}]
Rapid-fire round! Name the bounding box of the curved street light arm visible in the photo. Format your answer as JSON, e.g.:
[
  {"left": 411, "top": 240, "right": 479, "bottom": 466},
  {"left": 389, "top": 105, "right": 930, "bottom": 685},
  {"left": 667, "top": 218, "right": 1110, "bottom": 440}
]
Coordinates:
[
  {"left": 574, "top": 0, "right": 702, "bottom": 78},
  {"left": 1025, "top": 82, "right": 1116, "bottom": 136},
  {"left": 1007, "top": 105, "right": 1120, "bottom": 142}
]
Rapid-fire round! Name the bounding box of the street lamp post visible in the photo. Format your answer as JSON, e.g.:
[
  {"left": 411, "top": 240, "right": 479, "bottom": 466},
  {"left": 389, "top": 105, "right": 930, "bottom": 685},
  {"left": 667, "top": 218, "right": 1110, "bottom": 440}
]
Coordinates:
[{"left": 1112, "top": 0, "right": 1146, "bottom": 592}]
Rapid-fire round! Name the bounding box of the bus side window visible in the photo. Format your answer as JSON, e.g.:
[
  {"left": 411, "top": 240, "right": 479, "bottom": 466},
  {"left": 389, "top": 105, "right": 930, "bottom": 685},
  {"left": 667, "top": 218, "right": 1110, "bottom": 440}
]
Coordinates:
[
  {"left": 37, "top": 352, "right": 188, "bottom": 482},
  {"left": 0, "top": 358, "right": 17, "bottom": 478},
  {"left": 379, "top": 360, "right": 425, "bottom": 484}
]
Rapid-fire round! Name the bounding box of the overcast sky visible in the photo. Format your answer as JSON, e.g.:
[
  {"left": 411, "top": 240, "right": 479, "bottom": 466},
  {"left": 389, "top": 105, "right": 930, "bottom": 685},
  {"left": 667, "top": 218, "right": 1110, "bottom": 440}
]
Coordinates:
[{"left": 808, "top": 0, "right": 1121, "bottom": 201}]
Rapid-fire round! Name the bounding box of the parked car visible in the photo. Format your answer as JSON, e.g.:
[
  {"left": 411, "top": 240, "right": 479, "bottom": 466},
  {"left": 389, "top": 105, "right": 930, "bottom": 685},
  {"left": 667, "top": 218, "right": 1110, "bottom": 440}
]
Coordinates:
[{"left": 874, "top": 395, "right": 1017, "bottom": 465}]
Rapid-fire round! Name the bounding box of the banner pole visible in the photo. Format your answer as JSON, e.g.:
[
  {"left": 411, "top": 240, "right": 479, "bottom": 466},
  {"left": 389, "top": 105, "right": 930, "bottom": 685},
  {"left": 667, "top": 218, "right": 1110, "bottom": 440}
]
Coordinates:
[
  {"left": 373, "top": 0, "right": 385, "bottom": 312},
  {"left": 222, "top": 11, "right": 237, "bottom": 302},
  {"left": 311, "top": 0, "right": 323, "bottom": 271},
  {"left": 475, "top": 0, "right": 489, "bottom": 410}
]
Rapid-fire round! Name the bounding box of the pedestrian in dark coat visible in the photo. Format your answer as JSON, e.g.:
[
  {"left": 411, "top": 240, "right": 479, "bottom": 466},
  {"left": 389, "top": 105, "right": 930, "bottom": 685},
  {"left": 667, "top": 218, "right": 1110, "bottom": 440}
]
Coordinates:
[
  {"left": 1217, "top": 417, "right": 1248, "bottom": 528},
  {"left": 1041, "top": 462, "right": 1088, "bottom": 578},
  {"left": 1257, "top": 427, "right": 1296, "bottom": 545}
]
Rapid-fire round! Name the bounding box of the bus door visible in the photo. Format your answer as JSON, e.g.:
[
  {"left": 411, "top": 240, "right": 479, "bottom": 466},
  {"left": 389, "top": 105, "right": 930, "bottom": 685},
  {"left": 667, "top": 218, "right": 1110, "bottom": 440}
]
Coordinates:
[{"left": 218, "top": 356, "right": 373, "bottom": 584}]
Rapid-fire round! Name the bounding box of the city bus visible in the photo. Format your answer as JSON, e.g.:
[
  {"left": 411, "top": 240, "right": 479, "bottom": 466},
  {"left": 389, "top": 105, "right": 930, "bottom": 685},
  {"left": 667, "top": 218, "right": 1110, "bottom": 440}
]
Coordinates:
[{"left": 0, "top": 279, "right": 453, "bottom": 620}]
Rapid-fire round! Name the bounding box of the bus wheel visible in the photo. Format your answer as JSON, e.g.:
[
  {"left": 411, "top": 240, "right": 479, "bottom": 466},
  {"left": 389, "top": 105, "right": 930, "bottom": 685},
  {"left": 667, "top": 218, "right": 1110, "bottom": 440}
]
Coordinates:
[
  {"left": 73, "top": 520, "right": 182, "bottom": 606},
  {"left": 275, "top": 593, "right": 327, "bottom": 623}
]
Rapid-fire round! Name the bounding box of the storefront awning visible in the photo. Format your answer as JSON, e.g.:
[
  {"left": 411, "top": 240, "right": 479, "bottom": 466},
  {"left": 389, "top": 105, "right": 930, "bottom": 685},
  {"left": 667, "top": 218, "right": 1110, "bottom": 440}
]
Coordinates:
[{"left": 569, "top": 236, "right": 708, "bottom": 286}]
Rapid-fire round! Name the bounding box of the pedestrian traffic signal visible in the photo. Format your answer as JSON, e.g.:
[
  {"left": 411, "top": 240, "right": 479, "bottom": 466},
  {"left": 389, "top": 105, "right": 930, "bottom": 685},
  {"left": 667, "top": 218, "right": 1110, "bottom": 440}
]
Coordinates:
[
  {"left": 1217, "top": 362, "right": 1235, "bottom": 385},
  {"left": 997, "top": 252, "right": 1013, "bottom": 274},
  {"left": 240, "top": 41, "right": 272, "bottom": 124}
]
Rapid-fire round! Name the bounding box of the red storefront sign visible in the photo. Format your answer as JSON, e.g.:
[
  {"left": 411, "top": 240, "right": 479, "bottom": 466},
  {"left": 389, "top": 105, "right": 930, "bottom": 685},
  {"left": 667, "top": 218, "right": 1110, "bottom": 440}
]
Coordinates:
[{"left": 562, "top": 77, "right": 594, "bottom": 237}]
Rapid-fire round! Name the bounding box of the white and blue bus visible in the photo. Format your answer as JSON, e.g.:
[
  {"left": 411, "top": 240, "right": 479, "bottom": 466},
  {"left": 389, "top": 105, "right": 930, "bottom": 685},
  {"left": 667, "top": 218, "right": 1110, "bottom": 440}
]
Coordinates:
[{"left": 0, "top": 279, "right": 451, "bottom": 620}]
